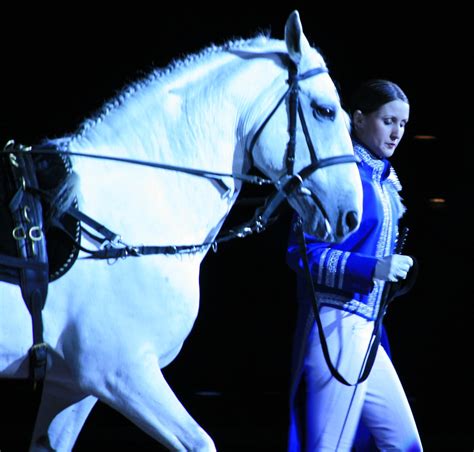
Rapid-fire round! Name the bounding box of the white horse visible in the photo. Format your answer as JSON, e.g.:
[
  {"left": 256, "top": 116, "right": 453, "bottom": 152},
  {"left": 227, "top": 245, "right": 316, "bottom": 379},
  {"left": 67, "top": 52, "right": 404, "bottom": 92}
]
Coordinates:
[{"left": 0, "top": 11, "right": 362, "bottom": 451}]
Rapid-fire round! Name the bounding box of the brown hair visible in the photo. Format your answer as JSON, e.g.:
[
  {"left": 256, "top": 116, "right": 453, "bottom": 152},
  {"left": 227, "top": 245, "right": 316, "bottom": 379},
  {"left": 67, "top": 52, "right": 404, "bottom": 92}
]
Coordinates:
[{"left": 349, "top": 79, "right": 409, "bottom": 115}]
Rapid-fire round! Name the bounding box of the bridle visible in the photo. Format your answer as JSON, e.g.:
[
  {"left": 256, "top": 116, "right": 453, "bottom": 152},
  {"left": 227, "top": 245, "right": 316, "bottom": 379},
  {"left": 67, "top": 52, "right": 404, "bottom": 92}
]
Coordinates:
[
  {"left": 245, "top": 62, "right": 358, "bottom": 233},
  {"left": 3, "top": 59, "right": 358, "bottom": 259}
]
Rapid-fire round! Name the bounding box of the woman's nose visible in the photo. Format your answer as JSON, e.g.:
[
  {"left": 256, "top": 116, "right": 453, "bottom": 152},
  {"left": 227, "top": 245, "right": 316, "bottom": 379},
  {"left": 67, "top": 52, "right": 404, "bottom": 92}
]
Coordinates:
[{"left": 391, "top": 124, "right": 403, "bottom": 139}]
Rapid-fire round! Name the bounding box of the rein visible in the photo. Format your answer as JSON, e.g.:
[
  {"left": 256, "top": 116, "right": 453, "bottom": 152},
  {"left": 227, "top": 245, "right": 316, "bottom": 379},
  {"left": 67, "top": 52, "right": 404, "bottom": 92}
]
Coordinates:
[
  {"left": 18, "top": 146, "right": 274, "bottom": 187},
  {"left": 295, "top": 217, "right": 392, "bottom": 387},
  {"left": 295, "top": 216, "right": 418, "bottom": 448}
]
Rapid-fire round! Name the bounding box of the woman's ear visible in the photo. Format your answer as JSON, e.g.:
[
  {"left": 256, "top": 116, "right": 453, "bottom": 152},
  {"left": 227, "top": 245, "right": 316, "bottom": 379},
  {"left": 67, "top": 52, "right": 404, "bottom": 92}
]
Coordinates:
[{"left": 353, "top": 110, "right": 364, "bottom": 130}]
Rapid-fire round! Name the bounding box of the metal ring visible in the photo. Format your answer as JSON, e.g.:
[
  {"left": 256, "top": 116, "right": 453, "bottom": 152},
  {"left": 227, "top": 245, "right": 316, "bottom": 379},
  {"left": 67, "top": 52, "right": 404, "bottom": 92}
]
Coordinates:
[
  {"left": 29, "top": 226, "right": 43, "bottom": 242},
  {"left": 12, "top": 226, "right": 26, "bottom": 240}
]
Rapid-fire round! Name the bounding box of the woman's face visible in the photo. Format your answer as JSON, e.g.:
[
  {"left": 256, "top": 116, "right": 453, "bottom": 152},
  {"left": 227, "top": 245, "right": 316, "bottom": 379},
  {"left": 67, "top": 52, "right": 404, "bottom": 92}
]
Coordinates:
[{"left": 354, "top": 100, "right": 410, "bottom": 159}]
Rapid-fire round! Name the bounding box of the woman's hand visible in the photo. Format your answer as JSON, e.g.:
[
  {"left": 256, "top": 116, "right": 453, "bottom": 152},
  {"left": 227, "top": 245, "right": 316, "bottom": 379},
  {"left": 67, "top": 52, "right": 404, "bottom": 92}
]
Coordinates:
[{"left": 374, "top": 254, "right": 414, "bottom": 282}]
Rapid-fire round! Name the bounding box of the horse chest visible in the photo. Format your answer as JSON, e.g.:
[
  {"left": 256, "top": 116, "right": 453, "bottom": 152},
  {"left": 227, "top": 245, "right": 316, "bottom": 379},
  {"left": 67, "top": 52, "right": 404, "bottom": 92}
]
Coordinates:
[{"left": 47, "top": 256, "right": 201, "bottom": 349}]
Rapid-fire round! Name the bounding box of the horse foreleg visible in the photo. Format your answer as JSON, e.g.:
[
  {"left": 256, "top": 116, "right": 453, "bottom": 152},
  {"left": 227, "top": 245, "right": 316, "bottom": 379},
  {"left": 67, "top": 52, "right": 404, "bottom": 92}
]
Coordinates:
[
  {"left": 29, "top": 378, "right": 97, "bottom": 452},
  {"left": 92, "top": 354, "right": 216, "bottom": 452}
]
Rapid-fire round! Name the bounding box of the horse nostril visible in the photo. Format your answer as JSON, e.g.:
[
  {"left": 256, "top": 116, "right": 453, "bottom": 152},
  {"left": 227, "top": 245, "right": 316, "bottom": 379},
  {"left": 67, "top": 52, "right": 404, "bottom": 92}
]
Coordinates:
[
  {"left": 346, "top": 210, "right": 359, "bottom": 232},
  {"left": 337, "top": 210, "right": 359, "bottom": 238}
]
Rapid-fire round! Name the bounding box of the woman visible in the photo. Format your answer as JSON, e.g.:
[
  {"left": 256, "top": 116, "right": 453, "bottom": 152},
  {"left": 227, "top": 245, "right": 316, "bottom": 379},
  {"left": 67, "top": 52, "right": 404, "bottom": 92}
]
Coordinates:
[{"left": 287, "top": 79, "right": 422, "bottom": 451}]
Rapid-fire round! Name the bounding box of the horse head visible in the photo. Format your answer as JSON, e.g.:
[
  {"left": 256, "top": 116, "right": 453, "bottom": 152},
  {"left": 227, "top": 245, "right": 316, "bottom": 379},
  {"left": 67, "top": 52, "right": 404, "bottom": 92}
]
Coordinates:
[{"left": 249, "top": 11, "right": 362, "bottom": 242}]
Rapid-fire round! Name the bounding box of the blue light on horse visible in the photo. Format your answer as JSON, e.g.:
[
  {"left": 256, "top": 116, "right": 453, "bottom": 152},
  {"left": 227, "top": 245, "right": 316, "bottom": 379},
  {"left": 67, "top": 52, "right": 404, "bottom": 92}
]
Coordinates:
[{"left": 0, "top": 11, "right": 362, "bottom": 451}]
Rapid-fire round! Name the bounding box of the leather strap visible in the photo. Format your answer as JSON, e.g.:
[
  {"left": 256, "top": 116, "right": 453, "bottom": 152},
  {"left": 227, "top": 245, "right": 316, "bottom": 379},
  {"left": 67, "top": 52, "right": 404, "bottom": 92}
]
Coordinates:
[
  {"left": 295, "top": 220, "right": 417, "bottom": 386},
  {"left": 5, "top": 149, "right": 49, "bottom": 382}
]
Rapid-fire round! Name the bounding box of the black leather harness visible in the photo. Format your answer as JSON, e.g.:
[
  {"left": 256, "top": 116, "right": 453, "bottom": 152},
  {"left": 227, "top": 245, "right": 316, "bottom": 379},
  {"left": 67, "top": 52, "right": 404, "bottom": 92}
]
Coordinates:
[
  {"left": 1, "top": 144, "right": 49, "bottom": 382},
  {"left": 0, "top": 141, "right": 80, "bottom": 382}
]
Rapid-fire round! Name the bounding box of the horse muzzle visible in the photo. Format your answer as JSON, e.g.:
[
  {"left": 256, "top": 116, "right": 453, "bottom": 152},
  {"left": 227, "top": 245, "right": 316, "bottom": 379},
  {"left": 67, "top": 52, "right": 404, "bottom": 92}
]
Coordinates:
[{"left": 290, "top": 185, "right": 360, "bottom": 243}]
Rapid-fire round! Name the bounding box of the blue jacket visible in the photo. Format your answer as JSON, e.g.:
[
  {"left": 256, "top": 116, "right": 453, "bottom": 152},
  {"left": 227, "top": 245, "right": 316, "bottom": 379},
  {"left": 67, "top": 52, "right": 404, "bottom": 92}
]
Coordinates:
[{"left": 287, "top": 140, "right": 406, "bottom": 321}]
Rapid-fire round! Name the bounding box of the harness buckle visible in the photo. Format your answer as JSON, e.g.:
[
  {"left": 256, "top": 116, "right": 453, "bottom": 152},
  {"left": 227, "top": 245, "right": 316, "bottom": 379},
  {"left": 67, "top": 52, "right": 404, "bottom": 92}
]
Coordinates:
[
  {"left": 128, "top": 246, "right": 142, "bottom": 256},
  {"left": 23, "top": 205, "right": 31, "bottom": 223},
  {"left": 9, "top": 153, "right": 19, "bottom": 167}
]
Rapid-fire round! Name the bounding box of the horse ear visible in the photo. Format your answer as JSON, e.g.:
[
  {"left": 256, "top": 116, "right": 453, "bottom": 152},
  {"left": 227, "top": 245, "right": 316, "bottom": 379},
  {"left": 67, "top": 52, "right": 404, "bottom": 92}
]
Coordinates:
[{"left": 285, "top": 10, "right": 310, "bottom": 66}]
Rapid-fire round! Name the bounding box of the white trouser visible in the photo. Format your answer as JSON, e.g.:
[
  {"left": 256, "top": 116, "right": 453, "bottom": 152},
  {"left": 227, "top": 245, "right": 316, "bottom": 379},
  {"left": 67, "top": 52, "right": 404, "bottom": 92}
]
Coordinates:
[{"left": 303, "top": 307, "right": 423, "bottom": 451}]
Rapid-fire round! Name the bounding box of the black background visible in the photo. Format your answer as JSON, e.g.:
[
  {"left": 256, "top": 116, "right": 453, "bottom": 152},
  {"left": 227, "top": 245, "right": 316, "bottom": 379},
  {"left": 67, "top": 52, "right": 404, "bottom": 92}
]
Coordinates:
[{"left": 0, "top": 5, "right": 470, "bottom": 451}]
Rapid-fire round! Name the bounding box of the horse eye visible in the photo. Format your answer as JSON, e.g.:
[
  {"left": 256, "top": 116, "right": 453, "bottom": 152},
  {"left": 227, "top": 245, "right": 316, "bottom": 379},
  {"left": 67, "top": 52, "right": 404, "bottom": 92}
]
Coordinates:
[{"left": 312, "top": 105, "right": 336, "bottom": 121}]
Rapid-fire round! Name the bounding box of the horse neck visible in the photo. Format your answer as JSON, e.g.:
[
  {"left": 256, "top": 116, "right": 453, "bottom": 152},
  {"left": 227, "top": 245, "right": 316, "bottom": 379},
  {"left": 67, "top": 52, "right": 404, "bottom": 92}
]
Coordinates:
[{"left": 68, "top": 52, "right": 284, "bottom": 249}]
